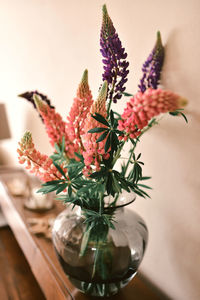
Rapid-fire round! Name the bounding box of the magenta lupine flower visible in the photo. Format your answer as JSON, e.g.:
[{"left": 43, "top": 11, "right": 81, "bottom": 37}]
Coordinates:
[
  {"left": 138, "top": 32, "right": 164, "bottom": 93},
  {"left": 100, "top": 4, "right": 129, "bottom": 103},
  {"left": 118, "top": 88, "right": 187, "bottom": 140}
]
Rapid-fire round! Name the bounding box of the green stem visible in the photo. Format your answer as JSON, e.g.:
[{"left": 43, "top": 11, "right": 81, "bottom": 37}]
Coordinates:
[
  {"left": 123, "top": 145, "right": 135, "bottom": 176},
  {"left": 123, "top": 118, "right": 158, "bottom": 176}
]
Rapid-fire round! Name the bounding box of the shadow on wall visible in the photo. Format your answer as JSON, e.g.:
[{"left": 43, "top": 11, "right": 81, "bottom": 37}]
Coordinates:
[{"left": 156, "top": 28, "right": 200, "bottom": 299}]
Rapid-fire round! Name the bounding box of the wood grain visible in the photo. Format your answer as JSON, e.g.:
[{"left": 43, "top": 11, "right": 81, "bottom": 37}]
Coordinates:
[
  {"left": 0, "top": 226, "right": 45, "bottom": 300},
  {"left": 0, "top": 168, "right": 168, "bottom": 300}
]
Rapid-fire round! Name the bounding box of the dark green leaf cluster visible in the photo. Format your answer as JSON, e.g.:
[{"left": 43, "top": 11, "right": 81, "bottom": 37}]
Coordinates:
[{"left": 89, "top": 110, "right": 123, "bottom": 153}]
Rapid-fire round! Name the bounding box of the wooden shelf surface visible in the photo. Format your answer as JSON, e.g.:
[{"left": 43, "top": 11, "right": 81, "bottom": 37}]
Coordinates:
[{"left": 0, "top": 168, "right": 166, "bottom": 300}]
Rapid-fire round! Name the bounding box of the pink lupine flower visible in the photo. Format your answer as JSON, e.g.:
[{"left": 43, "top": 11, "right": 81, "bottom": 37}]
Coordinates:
[
  {"left": 118, "top": 88, "right": 187, "bottom": 140},
  {"left": 66, "top": 70, "right": 93, "bottom": 152},
  {"left": 17, "top": 131, "right": 67, "bottom": 182},
  {"left": 83, "top": 81, "right": 109, "bottom": 174},
  {"left": 34, "top": 95, "right": 77, "bottom": 159}
]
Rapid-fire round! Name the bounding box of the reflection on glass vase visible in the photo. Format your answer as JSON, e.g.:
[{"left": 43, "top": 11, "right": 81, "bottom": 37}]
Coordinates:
[{"left": 52, "top": 195, "right": 148, "bottom": 297}]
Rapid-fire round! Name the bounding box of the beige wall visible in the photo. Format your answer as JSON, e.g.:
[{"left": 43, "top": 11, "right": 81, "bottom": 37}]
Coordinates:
[{"left": 0, "top": 0, "right": 199, "bottom": 299}]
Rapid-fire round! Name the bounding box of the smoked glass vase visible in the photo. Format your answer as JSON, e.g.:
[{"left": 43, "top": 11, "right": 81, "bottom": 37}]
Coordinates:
[{"left": 52, "top": 199, "right": 148, "bottom": 297}]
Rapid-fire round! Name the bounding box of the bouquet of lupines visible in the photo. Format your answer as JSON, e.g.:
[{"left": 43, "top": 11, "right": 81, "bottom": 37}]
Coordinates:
[{"left": 17, "top": 5, "right": 187, "bottom": 252}]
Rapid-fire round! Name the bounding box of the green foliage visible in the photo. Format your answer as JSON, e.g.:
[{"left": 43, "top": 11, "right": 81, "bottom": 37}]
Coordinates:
[
  {"left": 91, "top": 111, "right": 122, "bottom": 153},
  {"left": 169, "top": 109, "right": 188, "bottom": 123}
]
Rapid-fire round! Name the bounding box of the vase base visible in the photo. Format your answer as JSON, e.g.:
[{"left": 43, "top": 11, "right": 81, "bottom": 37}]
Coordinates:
[{"left": 68, "top": 272, "right": 137, "bottom": 297}]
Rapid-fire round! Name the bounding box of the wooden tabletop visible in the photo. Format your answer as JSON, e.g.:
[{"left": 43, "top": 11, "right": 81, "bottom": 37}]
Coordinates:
[{"left": 0, "top": 168, "right": 168, "bottom": 300}]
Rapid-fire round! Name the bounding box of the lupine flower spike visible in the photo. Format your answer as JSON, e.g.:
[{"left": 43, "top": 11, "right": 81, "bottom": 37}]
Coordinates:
[
  {"left": 138, "top": 31, "right": 164, "bottom": 93},
  {"left": 83, "top": 81, "right": 109, "bottom": 174},
  {"left": 17, "top": 131, "right": 66, "bottom": 182},
  {"left": 66, "top": 70, "right": 93, "bottom": 153},
  {"left": 34, "top": 95, "right": 77, "bottom": 159},
  {"left": 18, "top": 91, "right": 54, "bottom": 121},
  {"left": 100, "top": 4, "right": 129, "bottom": 103},
  {"left": 118, "top": 88, "right": 187, "bottom": 140}
]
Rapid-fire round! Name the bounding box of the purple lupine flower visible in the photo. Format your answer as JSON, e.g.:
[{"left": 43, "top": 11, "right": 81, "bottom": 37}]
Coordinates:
[
  {"left": 138, "top": 31, "right": 164, "bottom": 93},
  {"left": 100, "top": 4, "right": 129, "bottom": 103},
  {"left": 18, "top": 91, "right": 54, "bottom": 122}
]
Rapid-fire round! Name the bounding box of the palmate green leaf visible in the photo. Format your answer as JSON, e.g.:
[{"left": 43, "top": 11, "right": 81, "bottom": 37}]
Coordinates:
[
  {"left": 111, "top": 173, "right": 121, "bottom": 193},
  {"left": 110, "top": 110, "right": 114, "bottom": 126},
  {"left": 56, "top": 183, "right": 68, "bottom": 194},
  {"left": 96, "top": 131, "right": 109, "bottom": 143},
  {"left": 110, "top": 132, "right": 119, "bottom": 151},
  {"left": 91, "top": 113, "right": 109, "bottom": 127},
  {"left": 42, "top": 180, "right": 64, "bottom": 186},
  {"left": 54, "top": 143, "right": 61, "bottom": 154},
  {"left": 180, "top": 112, "right": 188, "bottom": 123},
  {"left": 104, "top": 133, "right": 111, "bottom": 153},
  {"left": 61, "top": 136, "right": 65, "bottom": 152},
  {"left": 106, "top": 173, "right": 112, "bottom": 195},
  {"left": 137, "top": 183, "right": 152, "bottom": 190},
  {"left": 37, "top": 185, "right": 60, "bottom": 194},
  {"left": 80, "top": 225, "right": 92, "bottom": 256},
  {"left": 88, "top": 127, "right": 107, "bottom": 133},
  {"left": 89, "top": 169, "right": 107, "bottom": 179},
  {"left": 53, "top": 162, "right": 67, "bottom": 178},
  {"left": 122, "top": 92, "right": 133, "bottom": 97},
  {"left": 140, "top": 176, "right": 151, "bottom": 181}
]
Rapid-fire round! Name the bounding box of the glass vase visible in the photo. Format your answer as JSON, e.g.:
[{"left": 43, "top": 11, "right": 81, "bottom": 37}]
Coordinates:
[{"left": 52, "top": 195, "right": 148, "bottom": 297}]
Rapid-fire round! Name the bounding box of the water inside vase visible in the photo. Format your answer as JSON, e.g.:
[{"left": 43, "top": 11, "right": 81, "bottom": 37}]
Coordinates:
[{"left": 55, "top": 248, "right": 139, "bottom": 296}]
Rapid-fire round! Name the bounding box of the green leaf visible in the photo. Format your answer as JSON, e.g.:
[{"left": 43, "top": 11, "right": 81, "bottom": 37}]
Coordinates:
[
  {"left": 137, "top": 183, "right": 152, "bottom": 189},
  {"left": 92, "top": 113, "right": 109, "bottom": 127},
  {"left": 104, "top": 133, "right": 111, "bottom": 153},
  {"left": 68, "top": 185, "right": 72, "bottom": 196},
  {"left": 180, "top": 112, "right": 188, "bottom": 123},
  {"left": 140, "top": 176, "right": 151, "bottom": 181},
  {"left": 61, "top": 136, "right": 65, "bottom": 152},
  {"left": 42, "top": 180, "right": 64, "bottom": 185},
  {"left": 122, "top": 92, "right": 133, "bottom": 97},
  {"left": 88, "top": 127, "right": 107, "bottom": 133},
  {"left": 37, "top": 185, "right": 59, "bottom": 194},
  {"left": 54, "top": 143, "right": 61, "bottom": 154},
  {"left": 80, "top": 226, "right": 92, "bottom": 256},
  {"left": 56, "top": 183, "right": 68, "bottom": 194},
  {"left": 89, "top": 169, "right": 107, "bottom": 179},
  {"left": 110, "top": 110, "right": 114, "bottom": 126},
  {"left": 96, "top": 131, "right": 109, "bottom": 143},
  {"left": 53, "top": 162, "right": 67, "bottom": 178}
]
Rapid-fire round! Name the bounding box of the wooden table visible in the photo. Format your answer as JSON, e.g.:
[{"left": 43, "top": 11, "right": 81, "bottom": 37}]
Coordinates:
[{"left": 0, "top": 168, "right": 168, "bottom": 300}]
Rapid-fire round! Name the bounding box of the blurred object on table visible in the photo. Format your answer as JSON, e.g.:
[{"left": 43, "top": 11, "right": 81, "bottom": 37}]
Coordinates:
[
  {"left": 6, "top": 173, "right": 30, "bottom": 197},
  {"left": 27, "top": 215, "right": 55, "bottom": 239},
  {"left": 24, "top": 176, "right": 54, "bottom": 212}
]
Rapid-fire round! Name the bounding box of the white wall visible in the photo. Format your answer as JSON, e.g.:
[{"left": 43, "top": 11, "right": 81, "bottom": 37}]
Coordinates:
[{"left": 0, "top": 1, "right": 199, "bottom": 299}]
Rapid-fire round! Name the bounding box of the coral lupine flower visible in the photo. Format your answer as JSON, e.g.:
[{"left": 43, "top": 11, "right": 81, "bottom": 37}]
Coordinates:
[
  {"left": 100, "top": 4, "right": 129, "bottom": 103},
  {"left": 138, "top": 32, "right": 164, "bottom": 93},
  {"left": 66, "top": 70, "right": 93, "bottom": 152},
  {"left": 18, "top": 90, "right": 54, "bottom": 122},
  {"left": 34, "top": 95, "right": 77, "bottom": 159},
  {"left": 83, "top": 81, "right": 109, "bottom": 174},
  {"left": 118, "top": 88, "right": 187, "bottom": 140},
  {"left": 17, "top": 131, "right": 66, "bottom": 182}
]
